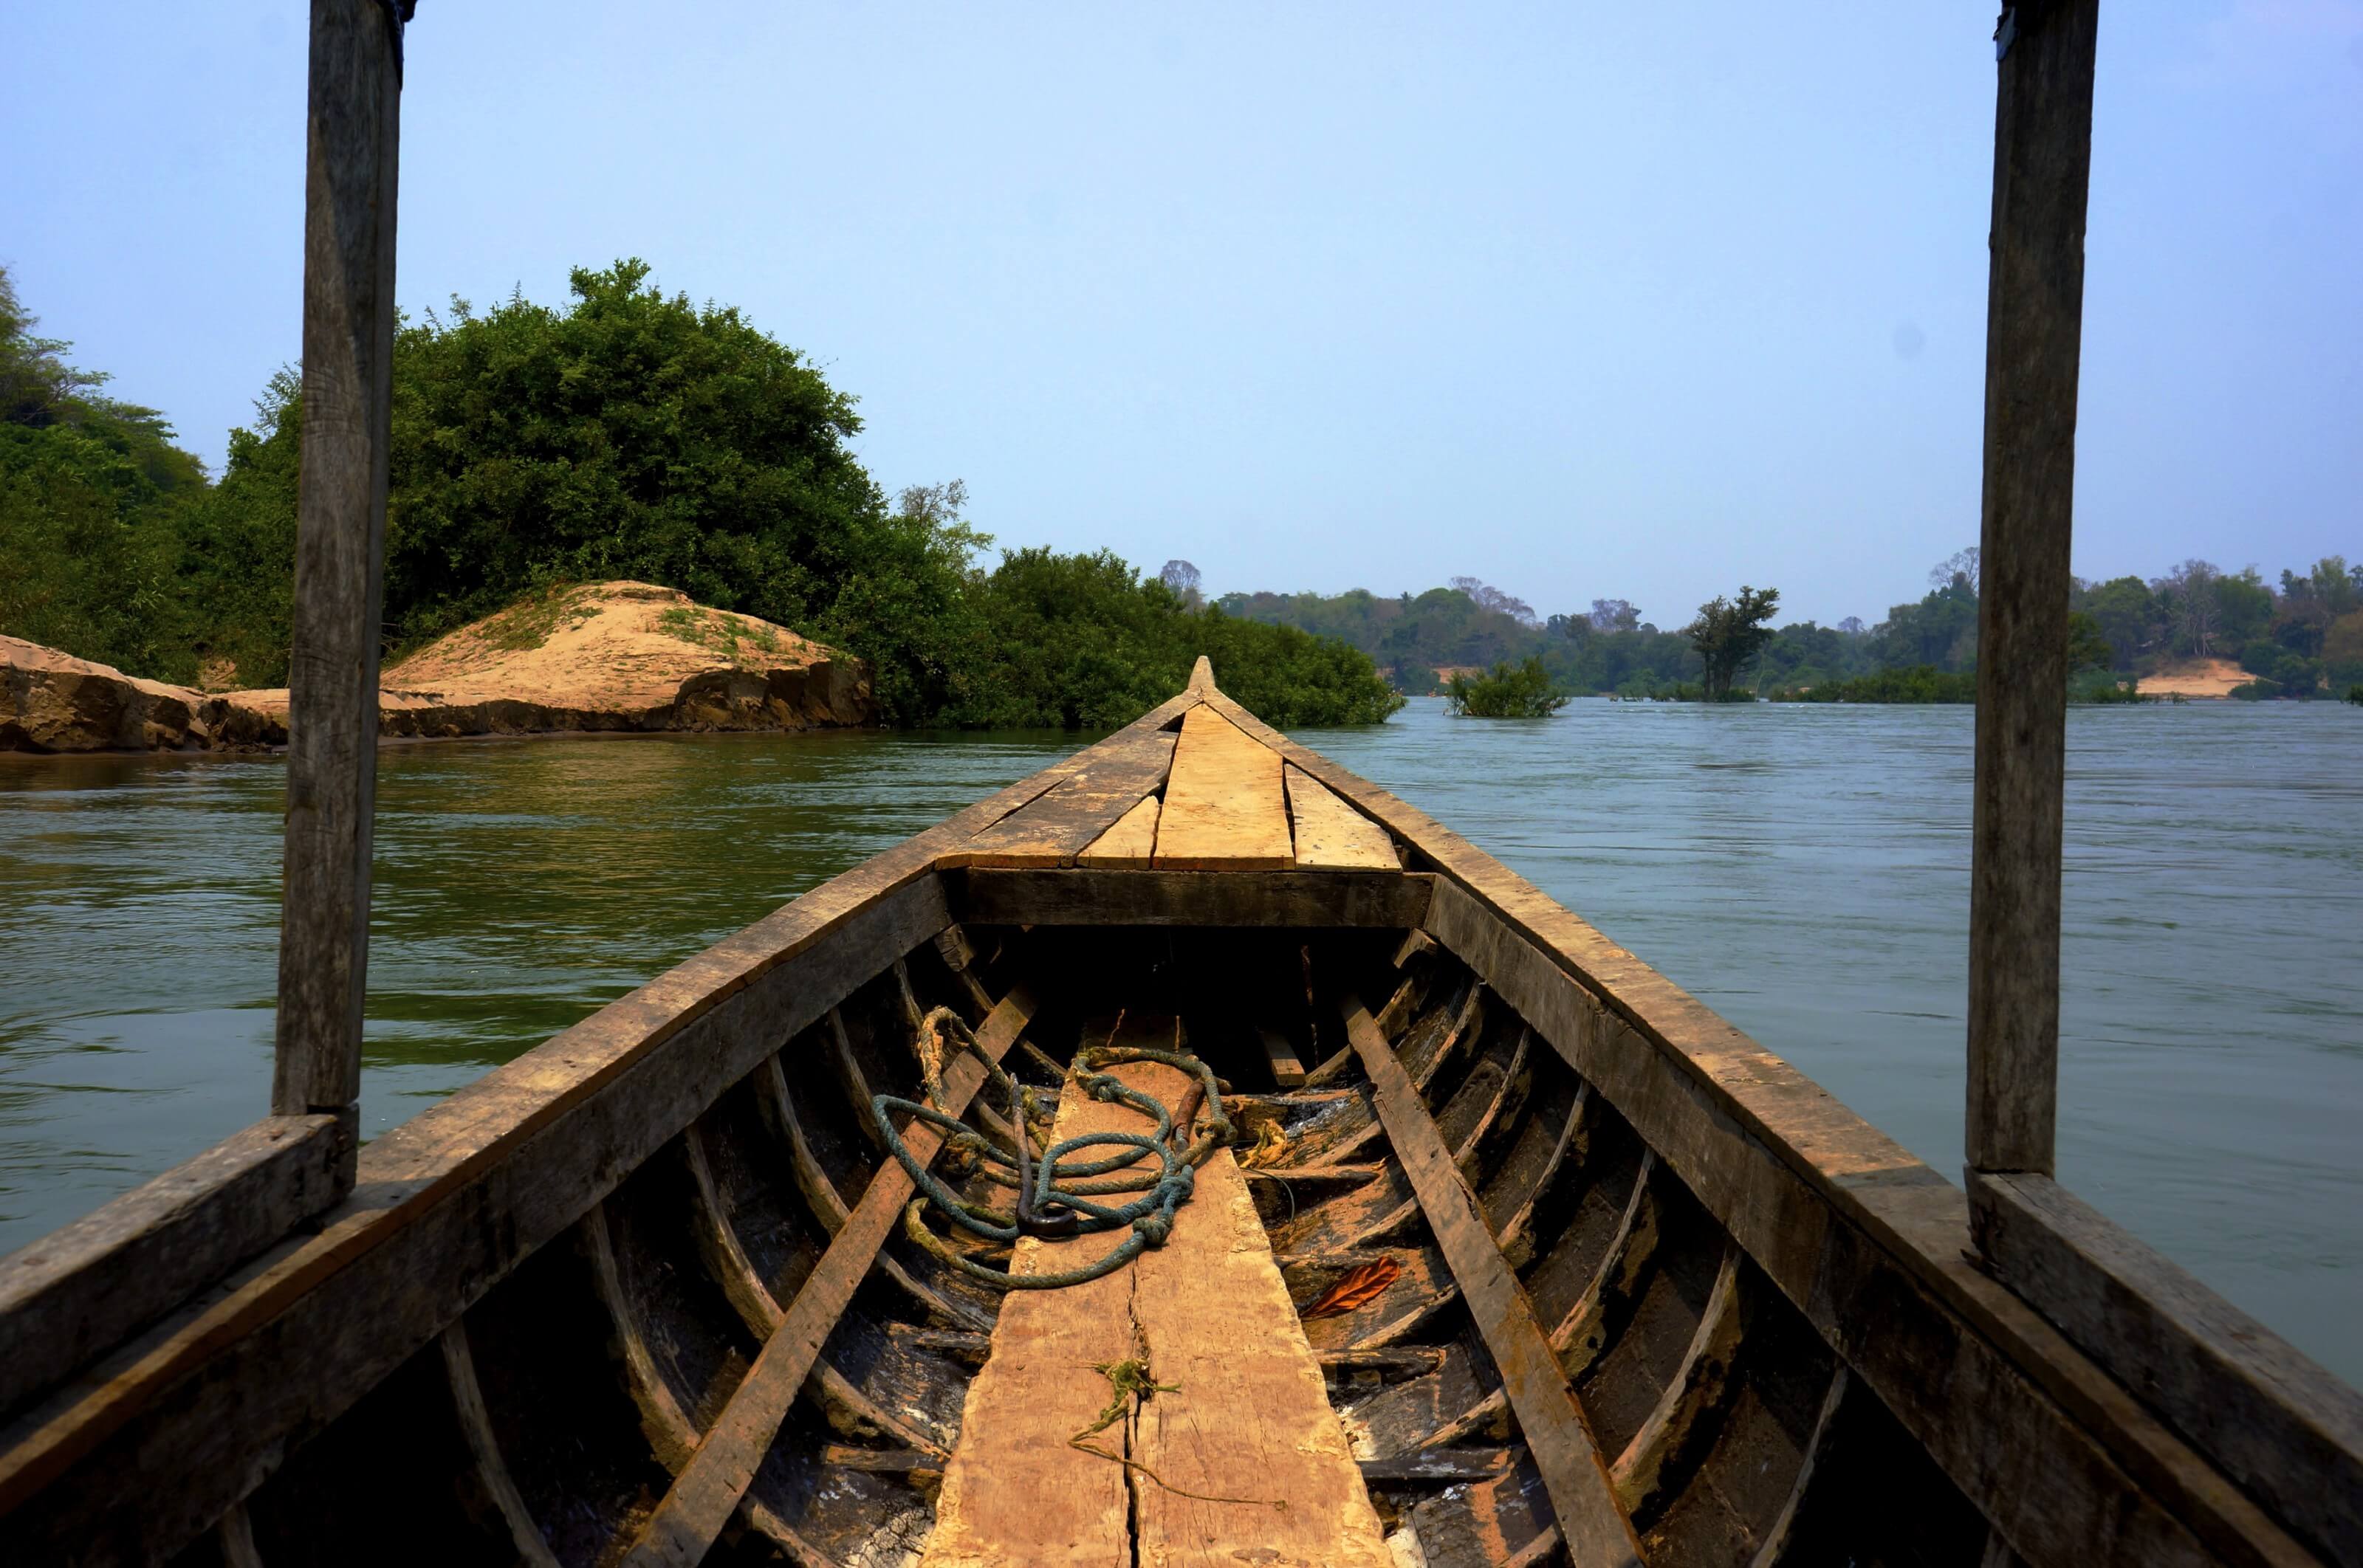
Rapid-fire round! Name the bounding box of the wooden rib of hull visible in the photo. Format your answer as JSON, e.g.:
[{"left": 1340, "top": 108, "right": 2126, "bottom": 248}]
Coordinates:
[{"left": 1, "top": 676, "right": 2343, "bottom": 1568}]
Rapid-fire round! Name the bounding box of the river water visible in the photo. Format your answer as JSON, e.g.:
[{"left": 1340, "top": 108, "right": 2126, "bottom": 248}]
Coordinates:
[{"left": 2, "top": 698, "right": 2356, "bottom": 1382}]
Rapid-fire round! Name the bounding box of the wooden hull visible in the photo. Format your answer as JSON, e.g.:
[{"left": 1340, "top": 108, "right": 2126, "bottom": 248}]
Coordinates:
[{"left": 1, "top": 675, "right": 2349, "bottom": 1567}]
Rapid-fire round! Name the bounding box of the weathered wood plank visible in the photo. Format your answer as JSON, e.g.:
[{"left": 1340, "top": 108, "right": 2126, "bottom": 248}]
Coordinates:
[
  {"left": 1610, "top": 1243, "right": 1745, "bottom": 1512},
  {"left": 950, "top": 867, "right": 1433, "bottom": 930},
  {"left": 0, "top": 1115, "right": 343, "bottom": 1423},
  {"left": 619, "top": 986, "right": 1040, "bottom": 1568},
  {"left": 1127, "top": 1059, "right": 1390, "bottom": 1567},
  {"left": 1258, "top": 1025, "right": 1309, "bottom": 1089},
  {"left": 1202, "top": 687, "right": 2311, "bottom": 1568},
  {"left": 439, "top": 1323, "right": 561, "bottom": 1568},
  {"left": 944, "top": 728, "right": 1179, "bottom": 869},
  {"left": 1074, "top": 791, "right": 1161, "bottom": 868},
  {"left": 1746, "top": 1368, "right": 1848, "bottom": 1568},
  {"left": 1975, "top": 1170, "right": 2363, "bottom": 1565},
  {"left": 1342, "top": 993, "right": 1642, "bottom": 1568},
  {"left": 1966, "top": 0, "right": 2100, "bottom": 1181},
  {"left": 918, "top": 1052, "right": 1147, "bottom": 1568},
  {"left": 1285, "top": 762, "right": 1397, "bottom": 870},
  {"left": 1153, "top": 705, "right": 1292, "bottom": 870},
  {"left": 273, "top": 0, "right": 407, "bottom": 1137}
]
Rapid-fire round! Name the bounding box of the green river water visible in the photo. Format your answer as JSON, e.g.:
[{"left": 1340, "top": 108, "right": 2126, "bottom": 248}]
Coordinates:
[{"left": 2, "top": 698, "right": 2356, "bottom": 1382}]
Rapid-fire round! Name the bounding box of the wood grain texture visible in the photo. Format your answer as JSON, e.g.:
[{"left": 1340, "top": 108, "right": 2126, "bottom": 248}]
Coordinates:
[
  {"left": 944, "top": 729, "right": 1177, "bottom": 869},
  {"left": 274, "top": 0, "right": 405, "bottom": 1127},
  {"left": 1259, "top": 1025, "right": 1308, "bottom": 1089},
  {"left": 1128, "top": 1076, "right": 1390, "bottom": 1568},
  {"left": 1420, "top": 876, "right": 2299, "bottom": 1568},
  {"left": 1153, "top": 706, "right": 1292, "bottom": 870},
  {"left": 0, "top": 1115, "right": 343, "bottom": 1422},
  {"left": 918, "top": 1059, "right": 1146, "bottom": 1568},
  {"left": 1074, "top": 792, "right": 1161, "bottom": 868},
  {"left": 1967, "top": 0, "right": 2100, "bottom": 1180},
  {"left": 1284, "top": 763, "right": 1397, "bottom": 870},
  {"left": 439, "top": 1323, "right": 561, "bottom": 1568},
  {"left": 1343, "top": 993, "right": 1642, "bottom": 1568},
  {"left": 622, "top": 986, "right": 1041, "bottom": 1568},
  {"left": 0, "top": 693, "right": 1199, "bottom": 1566},
  {"left": 951, "top": 868, "right": 1433, "bottom": 930},
  {"left": 1200, "top": 685, "right": 2315, "bottom": 1568},
  {"left": 1975, "top": 1170, "right": 2363, "bottom": 1565}
]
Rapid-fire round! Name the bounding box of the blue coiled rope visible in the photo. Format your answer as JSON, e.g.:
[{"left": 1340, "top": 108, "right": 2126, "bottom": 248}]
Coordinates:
[{"left": 874, "top": 1009, "right": 1231, "bottom": 1290}]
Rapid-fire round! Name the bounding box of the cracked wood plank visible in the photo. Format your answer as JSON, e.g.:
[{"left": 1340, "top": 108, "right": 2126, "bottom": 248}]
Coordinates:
[
  {"left": 1153, "top": 706, "right": 1292, "bottom": 870},
  {"left": 918, "top": 1038, "right": 1148, "bottom": 1568},
  {"left": 1075, "top": 792, "right": 1161, "bottom": 869},
  {"left": 1284, "top": 762, "right": 1397, "bottom": 870},
  {"left": 1128, "top": 1062, "right": 1389, "bottom": 1568}
]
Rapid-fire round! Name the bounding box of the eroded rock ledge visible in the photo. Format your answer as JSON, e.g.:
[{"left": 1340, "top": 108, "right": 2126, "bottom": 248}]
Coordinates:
[{"left": 1, "top": 582, "right": 874, "bottom": 754}]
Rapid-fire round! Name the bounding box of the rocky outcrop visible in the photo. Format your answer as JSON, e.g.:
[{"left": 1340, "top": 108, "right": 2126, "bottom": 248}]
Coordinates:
[
  {"left": 1, "top": 582, "right": 874, "bottom": 753},
  {"left": 0, "top": 637, "right": 223, "bottom": 752}
]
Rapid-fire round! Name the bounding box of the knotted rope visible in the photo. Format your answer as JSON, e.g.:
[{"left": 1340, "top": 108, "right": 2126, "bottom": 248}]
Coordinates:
[{"left": 874, "top": 1010, "right": 1232, "bottom": 1291}]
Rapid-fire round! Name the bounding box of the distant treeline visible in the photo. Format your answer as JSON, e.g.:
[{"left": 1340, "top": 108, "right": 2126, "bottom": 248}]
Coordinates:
[
  {"left": 1223, "top": 546, "right": 2363, "bottom": 703},
  {"left": 0, "top": 263, "right": 1399, "bottom": 729}
]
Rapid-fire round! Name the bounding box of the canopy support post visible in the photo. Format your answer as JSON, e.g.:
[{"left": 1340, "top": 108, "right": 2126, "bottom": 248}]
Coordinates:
[
  {"left": 1964, "top": 0, "right": 2099, "bottom": 1219},
  {"left": 271, "top": 0, "right": 410, "bottom": 1184}
]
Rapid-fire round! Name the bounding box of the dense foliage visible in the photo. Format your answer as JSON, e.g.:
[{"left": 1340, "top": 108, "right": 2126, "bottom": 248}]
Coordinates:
[
  {"left": 0, "top": 264, "right": 1396, "bottom": 729},
  {"left": 1684, "top": 586, "right": 1780, "bottom": 701},
  {"left": 0, "top": 267, "right": 209, "bottom": 681},
  {"left": 1234, "top": 547, "right": 2363, "bottom": 705},
  {"left": 1446, "top": 657, "right": 1568, "bottom": 718}
]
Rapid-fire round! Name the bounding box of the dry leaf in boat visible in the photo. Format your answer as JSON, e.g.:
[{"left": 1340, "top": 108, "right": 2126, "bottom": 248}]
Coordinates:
[{"left": 1300, "top": 1256, "right": 1402, "bottom": 1318}]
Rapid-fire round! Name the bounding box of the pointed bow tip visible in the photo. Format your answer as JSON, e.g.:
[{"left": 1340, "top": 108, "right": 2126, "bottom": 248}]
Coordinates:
[{"left": 1187, "top": 656, "right": 1216, "bottom": 693}]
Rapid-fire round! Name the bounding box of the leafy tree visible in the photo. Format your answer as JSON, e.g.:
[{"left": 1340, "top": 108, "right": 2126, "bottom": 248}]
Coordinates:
[
  {"left": 2079, "top": 575, "right": 2158, "bottom": 669},
  {"left": 1159, "top": 558, "right": 1204, "bottom": 608},
  {"left": 2153, "top": 559, "right": 2225, "bottom": 657},
  {"left": 2325, "top": 610, "right": 2363, "bottom": 691},
  {"left": 0, "top": 265, "right": 208, "bottom": 679},
  {"left": 1446, "top": 656, "right": 1568, "bottom": 717},
  {"left": 1684, "top": 585, "right": 1780, "bottom": 701},
  {"left": 1588, "top": 597, "right": 1640, "bottom": 633}
]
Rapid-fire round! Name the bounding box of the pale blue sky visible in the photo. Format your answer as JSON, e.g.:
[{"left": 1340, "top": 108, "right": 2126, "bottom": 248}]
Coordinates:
[{"left": 4, "top": 3, "right": 2357, "bottom": 627}]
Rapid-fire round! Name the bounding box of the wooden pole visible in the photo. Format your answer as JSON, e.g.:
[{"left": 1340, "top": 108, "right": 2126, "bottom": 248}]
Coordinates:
[
  {"left": 272, "top": 0, "right": 410, "bottom": 1172},
  {"left": 1965, "top": 0, "right": 2099, "bottom": 1200}
]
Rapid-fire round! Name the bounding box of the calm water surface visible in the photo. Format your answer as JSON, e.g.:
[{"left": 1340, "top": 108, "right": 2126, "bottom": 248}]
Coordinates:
[{"left": 2, "top": 700, "right": 2356, "bottom": 1381}]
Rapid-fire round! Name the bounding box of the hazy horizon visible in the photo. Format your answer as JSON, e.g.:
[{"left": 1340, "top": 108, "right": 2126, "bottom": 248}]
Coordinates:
[{"left": 4, "top": 3, "right": 2356, "bottom": 627}]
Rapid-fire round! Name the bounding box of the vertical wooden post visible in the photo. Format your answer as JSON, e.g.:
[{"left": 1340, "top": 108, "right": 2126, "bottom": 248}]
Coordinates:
[
  {"left": 272, "top": 0, "right": 410, "bottom": 1178},
  {"left": 1966, "top": 0, "right": 2099, "bottom": 1206}
]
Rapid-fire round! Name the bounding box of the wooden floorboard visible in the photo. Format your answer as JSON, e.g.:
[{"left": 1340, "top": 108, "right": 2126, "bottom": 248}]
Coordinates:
[
  {"left": 1076, "top": 793, "right": 1160, "bottom": 868},
  {"left": 944, "top": 729, "right": 1178, "bottom": 869},
  {"left": 1284, "top": 763, "right": 1397, "bottom": 871},
  {"left": 919, "top": 1052, "right": 1145, "bottom": 1568},
  {"left": 1153, "top": 706, "right": 1292, "bottom": 870},
  {"left": 1128, "top": 1075, "right": 1390, "bottom": 1567}
]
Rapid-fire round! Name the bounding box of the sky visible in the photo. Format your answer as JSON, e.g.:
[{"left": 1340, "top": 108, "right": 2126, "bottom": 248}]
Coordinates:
[{"left": 4, "top": 2, "right": 2358, "bottom": 628}]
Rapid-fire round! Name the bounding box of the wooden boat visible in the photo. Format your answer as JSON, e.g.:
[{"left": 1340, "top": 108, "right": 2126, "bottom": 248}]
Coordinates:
[
  {"left": 4, "top": 662, "right": 2356, "bottom": 1568},
  {"left": 9, "top": 5, "right": 2360, "bottom": 1564}
]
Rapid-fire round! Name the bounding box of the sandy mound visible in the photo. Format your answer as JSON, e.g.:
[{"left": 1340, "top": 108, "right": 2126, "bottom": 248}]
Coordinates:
[
  {"left": 2140, "top": 657, "right": 2248, "bottom": 699},
  {"left": 2, "top": 582, "right": 872, "bottom": 752}
]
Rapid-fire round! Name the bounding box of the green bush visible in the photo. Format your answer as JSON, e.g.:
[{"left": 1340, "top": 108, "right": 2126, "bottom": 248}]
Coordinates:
[{"left": 1446, "top": 656, "right": 1568, "bottom": 717}]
